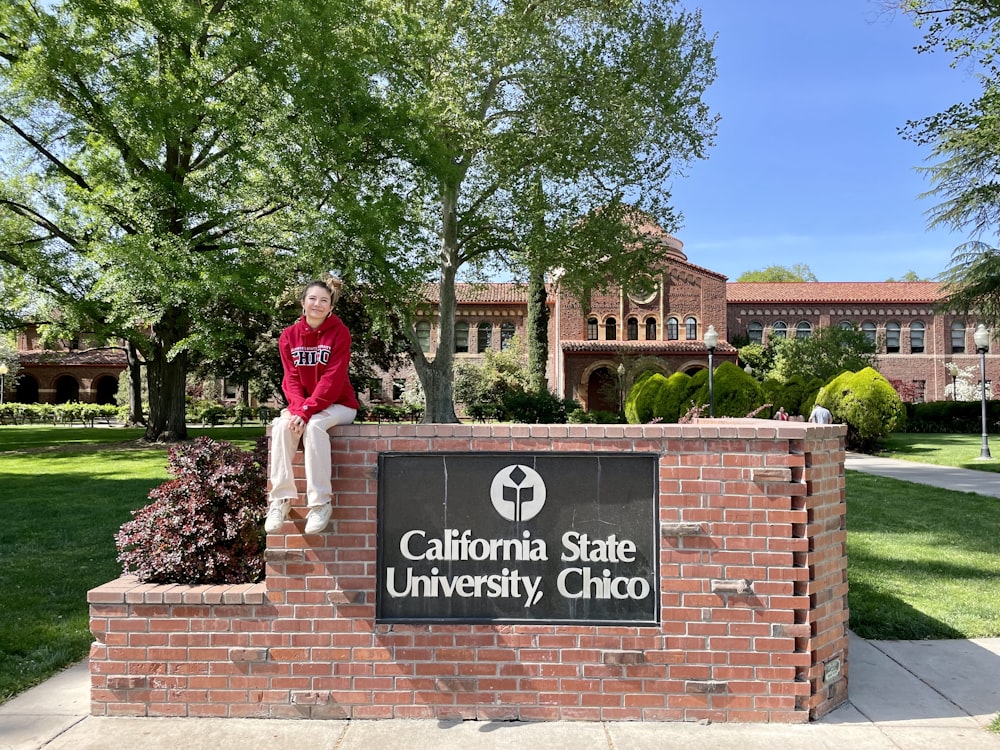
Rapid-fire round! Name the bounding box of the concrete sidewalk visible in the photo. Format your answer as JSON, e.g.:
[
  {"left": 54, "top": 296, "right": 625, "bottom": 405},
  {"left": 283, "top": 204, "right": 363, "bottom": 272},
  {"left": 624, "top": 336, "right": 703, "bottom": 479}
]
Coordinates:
[
  {"left": 2, "top": 633, "right": 999, "bottom": 750},
  {"left": 845, "top": 452, "right": 1000, "bottom": 498}
]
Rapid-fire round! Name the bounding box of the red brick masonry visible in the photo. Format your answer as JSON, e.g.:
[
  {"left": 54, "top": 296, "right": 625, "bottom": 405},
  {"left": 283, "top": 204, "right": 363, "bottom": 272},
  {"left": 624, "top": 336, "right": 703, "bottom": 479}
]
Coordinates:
[{"left": 88, "top": 420, "right": 849, "bottom": 723}]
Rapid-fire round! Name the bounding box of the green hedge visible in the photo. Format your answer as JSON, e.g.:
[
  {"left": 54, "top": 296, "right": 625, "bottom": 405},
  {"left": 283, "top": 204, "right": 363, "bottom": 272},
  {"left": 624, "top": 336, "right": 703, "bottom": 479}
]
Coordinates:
[
  {"left": 0, "top": 401, "right": 120, "bottom": 426},
  {"left": 904, "top": 399, "right": 1000, "bottom": 434}
]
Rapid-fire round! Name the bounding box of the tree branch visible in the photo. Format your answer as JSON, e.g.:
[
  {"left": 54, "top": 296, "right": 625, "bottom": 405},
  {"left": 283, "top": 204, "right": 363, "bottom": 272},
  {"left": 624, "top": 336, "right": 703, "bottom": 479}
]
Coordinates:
[
  {"left": 0, "top": 114, "right": 92, "bottom": 191},
  {"left": 0, "top": 198, "right": 80, "bottom": 248}
]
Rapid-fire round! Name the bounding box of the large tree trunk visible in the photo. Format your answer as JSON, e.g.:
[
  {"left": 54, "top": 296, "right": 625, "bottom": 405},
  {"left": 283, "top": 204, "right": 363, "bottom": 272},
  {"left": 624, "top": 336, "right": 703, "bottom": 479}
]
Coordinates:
[
  {"left": 417, "top": 184, "right": 461, "bottom": 423},
  {"left": 143, "top": 306, "right": 190, "bottom": 441},
  {"left": 526, "top": 266, "right": 549, "bottom": 392},
  {"left": 125, "top": 339, "right": 145, "bottom": 426}
]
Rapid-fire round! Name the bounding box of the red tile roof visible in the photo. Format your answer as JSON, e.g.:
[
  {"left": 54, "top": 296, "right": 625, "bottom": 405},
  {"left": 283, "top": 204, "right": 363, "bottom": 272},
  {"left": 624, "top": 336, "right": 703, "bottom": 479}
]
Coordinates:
[
  {"left": 726, "top": 281, "right": 943, "bottom": 305},
  {"left": 422, "top": 283, "right": 533, "bottom": 304},
  {"left": 561, "top": 340, "right": 737, "bottom": 354},
  {"left": 19, "top": 349, "right": 127, "bottom": 366}
]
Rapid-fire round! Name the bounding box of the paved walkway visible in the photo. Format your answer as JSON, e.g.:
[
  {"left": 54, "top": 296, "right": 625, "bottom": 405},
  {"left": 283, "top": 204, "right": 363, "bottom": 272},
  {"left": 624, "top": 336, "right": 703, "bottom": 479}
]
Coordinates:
[
  {"left": 845, "top": 452, "right": 1000, "bottom": 498},
  {"left": 2, "top": 454, "right": 999, "bottom": 749}
]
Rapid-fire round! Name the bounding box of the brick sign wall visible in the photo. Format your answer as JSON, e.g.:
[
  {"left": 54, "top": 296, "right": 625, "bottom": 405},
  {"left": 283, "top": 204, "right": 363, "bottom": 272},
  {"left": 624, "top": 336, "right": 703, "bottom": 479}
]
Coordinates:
[{"left": 88, "top": 420, "right": 849, "bottom": 723}]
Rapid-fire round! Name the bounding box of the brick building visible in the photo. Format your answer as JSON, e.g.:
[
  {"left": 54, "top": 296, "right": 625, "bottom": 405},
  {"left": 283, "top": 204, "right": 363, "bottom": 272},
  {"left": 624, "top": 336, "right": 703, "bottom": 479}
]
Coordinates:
[
  {"left": 386, "top": 233, "right": 995, "bottom": 409},
  {"left": 726, "top": 281, "right": 993, "bottom": 403},
  {"left": 9, "top": 324, "right": 126, "bottom": 405},
  {"left": 7, "top": 224, "right": 997, "bottom": 408}
]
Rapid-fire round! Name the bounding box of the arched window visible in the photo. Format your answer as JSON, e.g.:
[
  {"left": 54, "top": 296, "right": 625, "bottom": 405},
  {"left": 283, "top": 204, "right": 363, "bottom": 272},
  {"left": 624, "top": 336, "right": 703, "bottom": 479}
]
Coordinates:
[
  {"left": 666, "top": 317, "right": 679, "bottom": 340},
  {"left": 748, "top": 321, "right": 763, "bottom": 344},
  {"left": 951, "top": 321, "right": 966, "bottom": 353},
  {"left": 500, "top": 322, "right": 516, "bottom": 350},
  {"left": 626, "top": 317, "right": 639, "bottom": 341},
  {"left": 416, "top": 320, "right": 431, "bottom": 352},
  {"left": 477, "top": 322, "right": 492, "bottom": 352},
  {"left": 796, "top": 321, "right": 812, "bottom": 339},
  {"left": 645, "top": 317, "right": 657, "bottom": 340},
  {"left": 685, "top": 317, "right": 697, "bottom": 340},
  {"left": 910, "top": 321, "right": 925, "bottom": 353},
  {"left": 605, "top": 317, "right": 617, "bottom": 341},
  {"left": 861, "top": 321, "right": 877, "bottom": 345},
  {"left": 772, "top": 321, "right": 788, "bottom": 340},
  {"left": 839, "top": 320, "right": 854, "bottom": 331},
  {"left": 587, "top": 317, "right": 599, "bottom": 341},
  {"left": 885, "top": 321, "right": 901, "bottom": 353},
  {"left": 455, "top": 321, "right": 469, "bottom": 353}
]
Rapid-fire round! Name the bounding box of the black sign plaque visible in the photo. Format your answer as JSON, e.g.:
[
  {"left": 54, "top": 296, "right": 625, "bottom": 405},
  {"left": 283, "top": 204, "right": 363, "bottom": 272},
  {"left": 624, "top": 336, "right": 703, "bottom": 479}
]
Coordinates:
[{"left": 376, "top": 452, "right": 658, "bottom": 625}]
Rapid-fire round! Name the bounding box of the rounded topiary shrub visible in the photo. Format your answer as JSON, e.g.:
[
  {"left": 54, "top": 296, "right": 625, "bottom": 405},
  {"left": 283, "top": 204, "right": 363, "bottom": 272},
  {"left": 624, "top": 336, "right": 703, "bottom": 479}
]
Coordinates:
[
  {"left": 624, "top": 372, "right": 668, "bottom": 424},
  {"left": 817, "top": 367, "right": 905, "bottom": 452},
  {"left": 691, "top": 361, "right": 766, "bottom": 418},
  {"left": 651, "top": 371, "right": 693, "bottom": 423},
  {"left": 116, "top": 437, "right": 267, "bottom": 584}
]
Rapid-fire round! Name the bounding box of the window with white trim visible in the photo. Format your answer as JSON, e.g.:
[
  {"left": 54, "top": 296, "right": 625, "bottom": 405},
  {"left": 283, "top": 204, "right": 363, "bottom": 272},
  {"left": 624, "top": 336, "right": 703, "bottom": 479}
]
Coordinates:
[
  {"left": 416, "top": 321, "right": 431, "bottom": 352},
  {"left": 886, "top": 321, "right": 901, "bottom": 353},
  {"left": 455, "top": 321, "right": 469, "bottom": 353},
  {"left": 951, "top": 321, "right": 966, "bottom": 353},
  {"left": 910, "top": 321, "right": 925, "bottom": 353},
  {"left": 500, "top": 322, "right": 515, "bottom": 350},
  {"left": 477, "top": 322, "right": 492, "bottom": 352}
]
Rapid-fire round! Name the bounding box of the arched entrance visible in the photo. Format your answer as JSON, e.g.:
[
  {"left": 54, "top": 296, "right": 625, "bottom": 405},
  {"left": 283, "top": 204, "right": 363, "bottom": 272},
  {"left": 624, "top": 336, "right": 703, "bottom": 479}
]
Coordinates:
[
  {"left": 15, "top": 375, "right": 39, "bottom": 404},
  {"left": 586, "top": 367, "right": 620, "bottom": 413},
  {"left": 94, "top": 375, "right": 118, "bottom": 405},
  {"left": 54, "top": 375, "right": 80, "bottom": 403}
]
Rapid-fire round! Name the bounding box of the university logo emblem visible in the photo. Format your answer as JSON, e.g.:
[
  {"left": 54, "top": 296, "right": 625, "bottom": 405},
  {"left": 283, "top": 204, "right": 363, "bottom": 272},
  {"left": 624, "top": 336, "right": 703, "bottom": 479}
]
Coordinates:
[{"left": 490, "top": 464, "right": 546, "bottom": 523}]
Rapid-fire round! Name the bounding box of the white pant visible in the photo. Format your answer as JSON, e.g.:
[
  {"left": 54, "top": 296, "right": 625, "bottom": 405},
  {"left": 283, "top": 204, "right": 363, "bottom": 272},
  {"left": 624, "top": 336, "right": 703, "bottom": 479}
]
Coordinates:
[{"left": 268, "top": 404, "right": 357, "bottom": 508}]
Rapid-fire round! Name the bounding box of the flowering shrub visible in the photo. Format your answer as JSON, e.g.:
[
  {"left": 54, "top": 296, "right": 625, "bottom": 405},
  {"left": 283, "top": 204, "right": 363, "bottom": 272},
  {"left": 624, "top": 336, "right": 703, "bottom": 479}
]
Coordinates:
[{"left": 116, "top": 437, "right": 267, "bottom": 584}]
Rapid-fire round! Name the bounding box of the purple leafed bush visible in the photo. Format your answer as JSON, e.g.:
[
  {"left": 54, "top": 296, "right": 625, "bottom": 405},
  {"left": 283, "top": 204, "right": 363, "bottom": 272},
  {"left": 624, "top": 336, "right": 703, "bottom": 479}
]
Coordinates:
[{"left": 116, "top": 437, "right": 267, "bottom": 584}]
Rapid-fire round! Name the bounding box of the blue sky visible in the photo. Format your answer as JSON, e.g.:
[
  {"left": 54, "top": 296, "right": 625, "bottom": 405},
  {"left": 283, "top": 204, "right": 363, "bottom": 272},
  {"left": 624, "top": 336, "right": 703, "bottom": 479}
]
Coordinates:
[{"left": 670, "top": 1, "right": 984, "bottom": 282}]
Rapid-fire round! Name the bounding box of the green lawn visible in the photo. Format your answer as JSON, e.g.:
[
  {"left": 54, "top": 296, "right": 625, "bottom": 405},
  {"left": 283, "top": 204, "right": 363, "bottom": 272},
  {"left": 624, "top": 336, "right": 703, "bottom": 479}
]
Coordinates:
[
  {"left": 0, "top": 426, "right": 997, "bottom": 704},
  {"left": 846, "top": 469, "right": 1000, "bottom": 640},
  {"left": 0, "top": 425, "right": 264, "bottom": 702},
  {"left": 877, "top": 432, "right": 1000, "bottom": 473}
]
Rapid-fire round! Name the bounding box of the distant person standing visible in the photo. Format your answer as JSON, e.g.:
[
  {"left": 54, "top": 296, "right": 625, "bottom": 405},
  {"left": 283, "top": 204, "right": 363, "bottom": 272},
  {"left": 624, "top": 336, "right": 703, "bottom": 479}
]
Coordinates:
[
  {"left": 265, "top": 279, "right": 359, "bottom": 535},
  {"left": 808, "top": 402, "right": 833, "bottom": 424},
  {"left": 773, "top": 406, "right": 789, "bottom": 421}
]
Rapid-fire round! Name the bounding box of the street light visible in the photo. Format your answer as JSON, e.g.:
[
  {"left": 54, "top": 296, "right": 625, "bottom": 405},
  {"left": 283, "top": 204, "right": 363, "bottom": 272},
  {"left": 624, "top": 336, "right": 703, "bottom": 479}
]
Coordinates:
[
  {"left": 704, "top": 324, "right": 718, "bottom": 418},
  {"left": 974, "top": 324, "right": 992, "bottom": 460},
  {"left": 0, "top": 363, "right": 7, "bottom": 405},
  {"left": 617, "top": 362, "right": 626, "bottom": 414},
  {"left": 945, "top": 361, "right": 959, "bottom": 401}
]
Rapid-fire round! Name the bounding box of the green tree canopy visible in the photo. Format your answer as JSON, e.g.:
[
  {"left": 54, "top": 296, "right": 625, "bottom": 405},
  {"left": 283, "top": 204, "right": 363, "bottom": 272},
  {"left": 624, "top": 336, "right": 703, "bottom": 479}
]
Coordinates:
[
  {"left": 742, "top": 325, "right": 876, "bottom": 385},
  {"left": 385, "top": 0, "right": 718, "bottom": 421},
  {"left": 0, "top": 0, "right": 413, "bottom": 439},
  {"left": 735, "top": 264, "right": 817, "bottom": 282},
  {"left": 899, "top": 1, "right": 1000, "bottom": 325}
]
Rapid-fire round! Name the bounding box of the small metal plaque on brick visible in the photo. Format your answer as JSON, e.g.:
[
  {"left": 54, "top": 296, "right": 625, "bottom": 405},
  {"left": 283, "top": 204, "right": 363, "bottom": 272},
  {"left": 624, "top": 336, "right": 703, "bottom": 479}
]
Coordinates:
[{"left": 376, "top": 452, "right": 658, "bottom": 625}]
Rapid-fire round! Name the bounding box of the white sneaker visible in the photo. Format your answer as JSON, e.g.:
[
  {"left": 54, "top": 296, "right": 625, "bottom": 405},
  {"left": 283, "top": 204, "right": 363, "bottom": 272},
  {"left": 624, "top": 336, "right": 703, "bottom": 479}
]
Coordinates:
[
  {"left": 264, "top": 500, "right": 290, "bottom": 533},
  {"left": 304, "top": 503, "right": 332, "bottom": 534}
]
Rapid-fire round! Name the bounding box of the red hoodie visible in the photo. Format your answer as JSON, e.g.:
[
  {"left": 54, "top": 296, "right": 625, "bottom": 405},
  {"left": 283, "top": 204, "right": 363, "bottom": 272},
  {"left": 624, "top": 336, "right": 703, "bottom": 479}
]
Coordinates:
[{"left": 278, "top": 314, "right": 359, "bottom": 421}]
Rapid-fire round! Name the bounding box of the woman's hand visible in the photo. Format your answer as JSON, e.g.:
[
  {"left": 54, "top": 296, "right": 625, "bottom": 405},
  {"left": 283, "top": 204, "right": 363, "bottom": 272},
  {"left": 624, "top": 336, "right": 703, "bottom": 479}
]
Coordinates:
[{"left": 288, "top": 414, "right": 305, "bottom": 436}]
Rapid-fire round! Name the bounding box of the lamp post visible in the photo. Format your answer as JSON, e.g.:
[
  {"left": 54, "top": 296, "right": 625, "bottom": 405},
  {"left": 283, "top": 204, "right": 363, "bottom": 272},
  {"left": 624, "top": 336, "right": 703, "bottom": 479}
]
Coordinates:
[
  {"left": 945, "top": 361, "right": 959, "bottom": 401},
  {"left": 974, "top": 324, "right": 992, "bottom": 460},
  {"left": 617, "top": 362, "right": 626, "bottom": 415},
  {"left": 704, "top": 324, "right": 718, "bottom": 418},
  {"left": 0, "top": 363, "right": 7, "bottom": 405}
]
